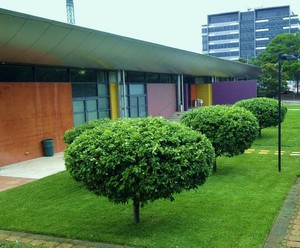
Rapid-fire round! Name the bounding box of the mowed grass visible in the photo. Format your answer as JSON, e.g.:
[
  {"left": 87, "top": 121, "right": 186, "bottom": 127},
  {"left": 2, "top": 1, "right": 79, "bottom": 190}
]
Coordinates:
[{"left": 0, "top": 105, "right": 299, "bottom": 248}]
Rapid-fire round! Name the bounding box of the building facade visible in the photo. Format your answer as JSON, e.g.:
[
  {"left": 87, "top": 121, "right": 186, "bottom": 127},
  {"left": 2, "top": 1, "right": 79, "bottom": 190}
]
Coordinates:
[
  {"left": 0, "top": 8, "right": 260, "bottom": 166},
  {"left": 202, "top": 5, "right": 300, "bottom": 61}
]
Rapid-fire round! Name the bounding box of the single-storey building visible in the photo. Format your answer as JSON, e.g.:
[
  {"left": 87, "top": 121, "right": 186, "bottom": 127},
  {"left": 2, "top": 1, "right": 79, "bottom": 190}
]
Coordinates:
[{"left": 0, "top": 8, "right": 260, "bottom": 166}]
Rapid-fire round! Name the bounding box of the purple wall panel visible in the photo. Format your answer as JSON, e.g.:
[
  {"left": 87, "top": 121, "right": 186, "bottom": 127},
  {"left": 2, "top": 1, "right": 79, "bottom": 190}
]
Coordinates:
[
  {"left": 147, "top": 84, "right": 177, "bottom": 118},
  {"left": 212, "top": 80, "right": 257, "bottom": 105},
  {"left": 184, "top": 83, "right": 189, "bottom": 111}
]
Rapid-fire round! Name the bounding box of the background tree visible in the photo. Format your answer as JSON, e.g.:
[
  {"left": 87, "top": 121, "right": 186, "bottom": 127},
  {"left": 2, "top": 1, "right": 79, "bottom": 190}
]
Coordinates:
[
  {"left": 64, "top": 117, "right": 215, "bottom": 224},
  {"left": 234, "top": 97, "right": 288, "bottom": 137},
  {"left": 254, "top": 33, "right": 300, "bottom": 97},
  {"left": 180, "top": 105, "right": 259, "bottom": 172}
]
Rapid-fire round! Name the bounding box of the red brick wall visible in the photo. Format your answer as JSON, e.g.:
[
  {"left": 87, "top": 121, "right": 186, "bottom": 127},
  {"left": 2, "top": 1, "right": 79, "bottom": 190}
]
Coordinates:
[{"left": 0, "top": 83, "right": 74, "bottom": 166}]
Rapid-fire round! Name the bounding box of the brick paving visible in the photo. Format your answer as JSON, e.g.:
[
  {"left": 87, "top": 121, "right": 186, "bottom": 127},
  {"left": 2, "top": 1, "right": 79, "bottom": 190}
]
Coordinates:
[
  {"left": 283, "top": 197, "right": 300, "bottom": 248},
  {"left": 264, "top": 177, "right": 300, "bottom": 248},
  {"left": 0, "top": 176, "right": 36, "bottom": 192},
  {"left": 0, "top": 230, "right": 130, "bottom": 248}
]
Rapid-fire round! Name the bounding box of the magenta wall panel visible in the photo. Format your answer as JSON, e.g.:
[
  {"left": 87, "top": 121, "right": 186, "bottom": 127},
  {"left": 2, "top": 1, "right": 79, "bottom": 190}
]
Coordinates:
[
  {"left": 147, "top": 84, "right": 177, "bottom": 118},
  {"left": 212, "top": 80, "right": 257, "bottom": 105}
]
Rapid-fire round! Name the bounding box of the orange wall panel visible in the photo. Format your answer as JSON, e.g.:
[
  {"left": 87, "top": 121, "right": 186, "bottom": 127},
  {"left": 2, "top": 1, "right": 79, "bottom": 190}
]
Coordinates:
[
  {"left": 190, "top": 84, "right": 197, "bottom": 107},
  {"left": 0, "top": 83, "right": 74, "bottom": 166}
]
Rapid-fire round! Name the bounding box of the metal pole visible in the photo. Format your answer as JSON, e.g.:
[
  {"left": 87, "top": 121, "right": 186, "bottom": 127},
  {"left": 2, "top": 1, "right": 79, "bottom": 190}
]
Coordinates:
[
  {"left": 177, "top": 75, "right": 181, "bottom": 112},
  {"left": 181, "top": 75, "right": 184, "bottom": 111},
  {"left": 278, "top": 55, "right": 282, "bottom": 172},
  {"left": 122, "top": 70, "right": 127, "bottom": 118}
]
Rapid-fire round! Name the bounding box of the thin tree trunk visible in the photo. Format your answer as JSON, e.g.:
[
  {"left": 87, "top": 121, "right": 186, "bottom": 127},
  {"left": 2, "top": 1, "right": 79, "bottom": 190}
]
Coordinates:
[
  {"left": 297, "top": 76, "right": 299, "bottom": 95},
  {"left": 258, "top": 128, "right": 262, "bottom": 137},
  {"left": 133, "top": 200, "right": 140, "bottom": 224},
  {"left": 213, "top": 160, "right": 217, "bottom": 173}
]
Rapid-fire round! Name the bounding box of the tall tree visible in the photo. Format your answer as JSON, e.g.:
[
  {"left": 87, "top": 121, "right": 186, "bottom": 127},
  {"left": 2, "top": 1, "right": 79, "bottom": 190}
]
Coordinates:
[{"left": 255, "top": 33, "right": 300, "bottom": 97}]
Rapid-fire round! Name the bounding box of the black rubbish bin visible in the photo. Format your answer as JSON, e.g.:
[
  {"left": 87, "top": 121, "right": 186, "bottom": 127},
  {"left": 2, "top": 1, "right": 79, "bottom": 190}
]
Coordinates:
[{"left": 42, "top": 139, "right": 54, "bottom": 157}]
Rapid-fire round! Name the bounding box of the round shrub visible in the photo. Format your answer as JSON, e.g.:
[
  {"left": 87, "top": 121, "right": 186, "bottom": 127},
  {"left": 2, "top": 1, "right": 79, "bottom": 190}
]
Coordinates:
[
  {"left": 64, "top": 117, "right": 215, "bottom": 223},
  {"left": 181, "top": 105, "right": 259, "bottom": 159},
  {"left": 234, "top": 97, "right": 288, "bottom": 136},
  {"left": 63, "top": 118, "right": 111, "bottom": 145}
]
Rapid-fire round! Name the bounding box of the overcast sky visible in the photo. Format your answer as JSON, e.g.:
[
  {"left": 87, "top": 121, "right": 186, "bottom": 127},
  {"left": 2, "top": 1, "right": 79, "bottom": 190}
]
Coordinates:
[{"left": 0, "top": 0, "right": 299, "bottom": 53}]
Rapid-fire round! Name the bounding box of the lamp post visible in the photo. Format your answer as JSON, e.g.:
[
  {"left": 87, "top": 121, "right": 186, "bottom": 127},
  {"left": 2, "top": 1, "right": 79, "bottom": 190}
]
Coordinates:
[{"left": 277, "top": 54, "right": 298, "bottom": 172}]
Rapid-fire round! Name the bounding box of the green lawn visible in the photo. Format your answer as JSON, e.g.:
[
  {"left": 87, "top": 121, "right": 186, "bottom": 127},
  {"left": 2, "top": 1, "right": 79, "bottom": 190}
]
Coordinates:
[{"left": 0, "top": 105, "right": 299, "bottom": 248}]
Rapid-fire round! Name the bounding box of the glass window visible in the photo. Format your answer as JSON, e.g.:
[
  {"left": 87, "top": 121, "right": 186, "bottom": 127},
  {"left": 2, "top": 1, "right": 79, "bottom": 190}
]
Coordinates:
[
  {"left": 74, "top": 113, "right": 85, "bottom": 126},
  {"left": 130, "top": 97, "right": 138, "bottom": 107},
  {"left": 98, "top": 84, "right": 109, "bottom": 96},
  {"left": 0, "top": 64, "right": 34, "bottom": 82},
  {"left": 99, "top": 97, "right": 110, "bottom": 110},
  {"left": 70, "top": 69, "right": 96, "bottom": 82},
  {"left": 208, "top": 12, "right": 239, "bottom": 24},
  {"left": 86, "top": 100, "right": 97, "bottom": 111},
  {"left": 87, "top": 112, "right": 98, "bottom": 121},
  {"left": 170, "top": 75, "right": 178, "bottom": 83},
  {"left": 129, "top": 84, "right": 145, "bottom": 95},
  {"left": 130, "top": 107, "right": 138, "bottom": 118},
  {"left": 159, "top": 74, "right": 170, "bottom": 83},
  {"left": 126, "top": 71, "right": 145, "bottom": 82},
  {"left": 108, "top": 71, "right": 117, "bottom": 82},
  {"left": 138, "top": 96, "right": 146, "bottom": 107},
  {"left": 73, "top": 100, "right": 84, "bottom": 112},
  {"left": 139, "top": 108, "right": 147, "bottom": 117},
  {"left": 72, "top": 82, "right": 110, "bottom": 126},
  {"left": 98, "top": 71, "right": 108, "bottom": 83},
  {"left": 256, "top": 6, "right": 289, "bottom": 19},
  {"left": 72, "top": 83, "right": 98, "bottom": 97},
  {"left": 145, "top": 73, "right": 160, "bottom": 83},
  {"left": 35, "top": 67, "right": 68, "bottom": 82},
  {"left": 99, "top": 111, "right": 110, "bottom": 118}
]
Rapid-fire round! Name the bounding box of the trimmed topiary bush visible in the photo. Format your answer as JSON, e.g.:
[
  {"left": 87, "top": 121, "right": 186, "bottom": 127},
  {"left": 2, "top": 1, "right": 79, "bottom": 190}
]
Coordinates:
[
  {"left": 64, "top": 117, "right": 215, "bottom": 224},
  {"left": 234, "top": 97, "right": 288, "bottom": 136},
  {"left": 63, "top": 118, "right": 111, "bottom": 145},
  {"left": 181, "top": 105, "right": 259, "bottom": 172}
]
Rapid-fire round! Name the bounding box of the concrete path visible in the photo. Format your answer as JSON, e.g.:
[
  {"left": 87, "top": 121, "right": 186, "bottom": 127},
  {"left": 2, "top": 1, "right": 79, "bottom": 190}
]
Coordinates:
[
  {"left": 0, "top": 152, "right": 65, "bottom": 179},
  {"left": 0, "top": 152, "right": 65, "bottom": 192}
]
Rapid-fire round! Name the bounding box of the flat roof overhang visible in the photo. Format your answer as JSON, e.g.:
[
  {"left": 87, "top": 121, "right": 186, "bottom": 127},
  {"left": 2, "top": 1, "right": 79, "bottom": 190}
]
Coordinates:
[{"left": 0, "top": 8, "right": 261, "bottom": 78}]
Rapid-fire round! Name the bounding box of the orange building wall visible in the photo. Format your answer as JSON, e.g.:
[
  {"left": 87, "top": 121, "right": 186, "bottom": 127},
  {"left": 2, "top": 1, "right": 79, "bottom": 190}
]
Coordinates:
[
  {"left": 0, "top": 83, "right": 74, "bottom": 166},
  {"left": 190, "top": 84, "right": 198, "bottom": 107}
]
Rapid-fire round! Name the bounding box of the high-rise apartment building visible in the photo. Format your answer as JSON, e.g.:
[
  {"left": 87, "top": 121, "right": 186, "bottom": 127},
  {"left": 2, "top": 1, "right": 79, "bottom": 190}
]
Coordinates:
[{"left": 202, "top": 5, "right": 300, "bottom": 61}]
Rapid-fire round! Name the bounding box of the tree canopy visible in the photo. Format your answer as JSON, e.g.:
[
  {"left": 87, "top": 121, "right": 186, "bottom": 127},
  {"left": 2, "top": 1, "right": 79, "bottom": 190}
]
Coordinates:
[
  {"left": 234, "top": 97, "right": 288, "bottom": 136},
  {"left": 253, "top": 33, "right": 300, "bottom": 97},
  {"left": 180, "top": 105, "right": 259, "bottom": 172},
  {"left": 64, "top": 117, "right": 215, "bottom": 224}
]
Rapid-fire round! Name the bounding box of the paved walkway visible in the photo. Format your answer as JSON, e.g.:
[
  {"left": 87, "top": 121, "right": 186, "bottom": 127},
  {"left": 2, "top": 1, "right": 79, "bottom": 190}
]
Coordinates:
[
  {"left": 0, "top": 152, "right": 65, "bottom": 192},
  {"left": 264, "top": 177, "right": 300, "bottom": 248},
  {"left": 0, "top": 229, "right": 129, "bottom": 248},
  {"left": 0, "top": 153, "right": 300, "bottom": 247}
]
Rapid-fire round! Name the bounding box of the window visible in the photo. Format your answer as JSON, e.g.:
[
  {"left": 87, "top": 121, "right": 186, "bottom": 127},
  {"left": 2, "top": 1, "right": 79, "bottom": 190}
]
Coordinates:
[
  {"left": 0, "top": 64, "right": 34, "bottom": 82},
  {"left": 72, "top": 82, "right": 110, "bottom": 126},
  {"left": 256, "top": 6, "right": 289, "bottom": 19},
  {"left": 145, "top": 73, "right": 160, "bottom": 83},
  {"left": 70, "top": 69, "right": 96, "bottom": 82},
  {"left": 126, "top": 71, "right": 145, "bottom": 82},
  {"left": 35, "top": 67, "right": 68, "bottom": 82},
  {"left": 208, "top": 12, "right": 239, "bottom": 24},
  {"left": 72, "top": 83, "right": 98, "bottom": 97},
  {"left": 126, "top": 84, "right": 147, "bottom": 118}
]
